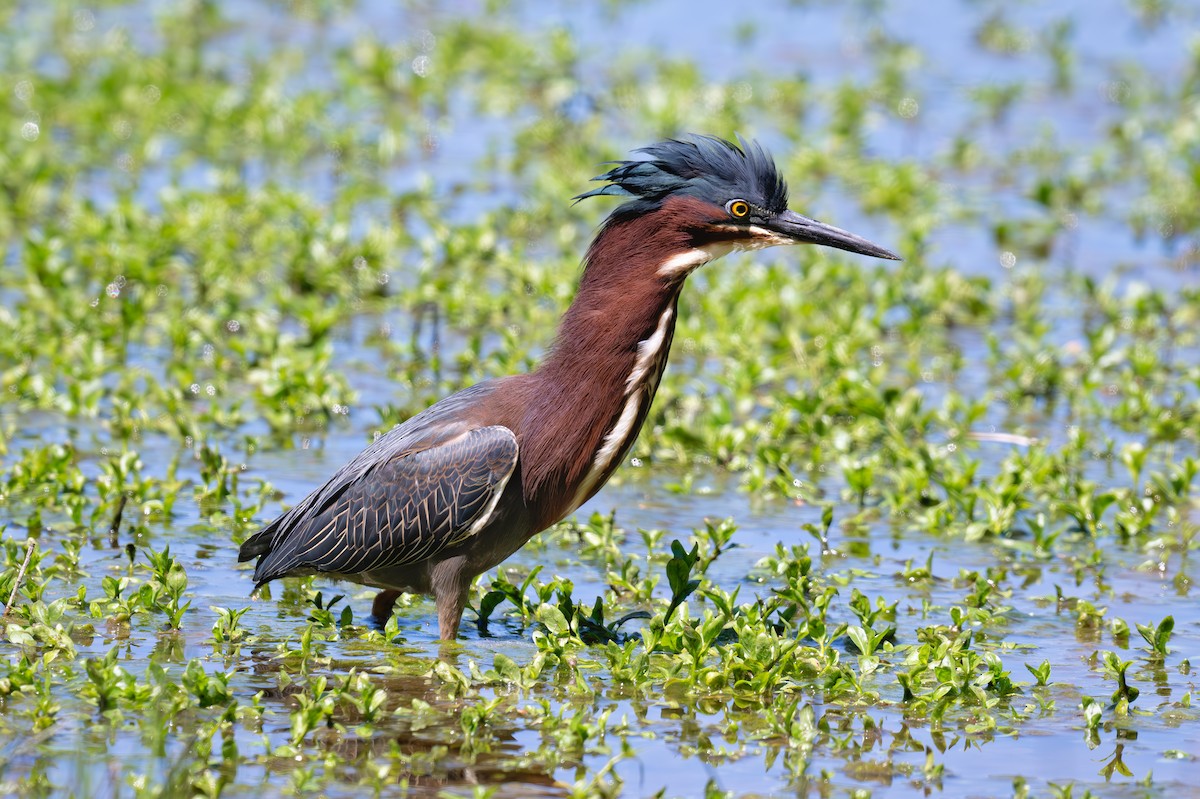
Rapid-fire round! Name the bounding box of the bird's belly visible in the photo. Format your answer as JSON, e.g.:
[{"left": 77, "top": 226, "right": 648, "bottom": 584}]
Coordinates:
[
  {"left": 356, "top": 494, "right": 535, "bottom": 593},
  {"left": 337, "top": 565, "right": 432, "bottom": 596}
]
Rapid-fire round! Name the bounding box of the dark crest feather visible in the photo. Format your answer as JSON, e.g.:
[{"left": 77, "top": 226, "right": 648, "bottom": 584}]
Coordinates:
[{"left": 574, "top": 134, "right": 788, "bottom": 219}]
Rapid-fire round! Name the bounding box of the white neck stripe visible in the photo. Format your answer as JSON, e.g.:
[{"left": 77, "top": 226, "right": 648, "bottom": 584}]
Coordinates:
[
  {"left": 564, "top": 306, "right": 676, "bottom": 517},
  {"left": 626, "top": 306, "right": 674, "bottom": 393}
]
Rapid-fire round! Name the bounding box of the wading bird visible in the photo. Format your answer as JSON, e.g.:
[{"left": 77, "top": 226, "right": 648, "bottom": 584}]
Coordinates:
[{"left": 239, "top": 135, "right": 899, "bottom": 639}]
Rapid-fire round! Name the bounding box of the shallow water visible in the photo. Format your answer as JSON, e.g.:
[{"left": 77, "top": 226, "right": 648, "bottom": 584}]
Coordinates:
[{"left": 2, "top": 0, "right": 1199, "bottom": 797}]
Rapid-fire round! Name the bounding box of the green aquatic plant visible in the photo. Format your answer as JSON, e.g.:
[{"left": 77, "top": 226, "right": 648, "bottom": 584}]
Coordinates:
[{"left": 1, "top": 0, "right": 1199, "bottom": 796}]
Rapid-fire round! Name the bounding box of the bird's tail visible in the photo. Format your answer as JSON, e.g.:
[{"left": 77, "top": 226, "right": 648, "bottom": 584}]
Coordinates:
[{"left": 237, "top": 528, "right": 275, "bottom": 562}]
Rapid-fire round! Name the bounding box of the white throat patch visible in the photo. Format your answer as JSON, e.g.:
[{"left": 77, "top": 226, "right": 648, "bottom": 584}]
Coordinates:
[
  {"left": 656, "top": 231, "right": 793, "bottom": 279},
  {"left": 657, "top": 244, "right": 731, "bottom": 278}
]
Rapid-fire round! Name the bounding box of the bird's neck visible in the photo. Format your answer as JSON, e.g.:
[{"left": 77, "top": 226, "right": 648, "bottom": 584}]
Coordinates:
[{"left": 517, "top": 209, "right": 711, "bottom": 525}]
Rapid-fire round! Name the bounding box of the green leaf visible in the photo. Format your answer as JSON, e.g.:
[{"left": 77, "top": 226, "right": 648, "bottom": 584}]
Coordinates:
[
  {"left": 666, "top": 541, "right": 700, "bottom": 599},
  {"left": 536, "top": 603, "right": 570, "bottom": 636},
  {"left": 477, "top": 590, "right": 506, "bottom": 624},
  {"left": 492, "top": 653, "right": 521, "bottom": 682}
]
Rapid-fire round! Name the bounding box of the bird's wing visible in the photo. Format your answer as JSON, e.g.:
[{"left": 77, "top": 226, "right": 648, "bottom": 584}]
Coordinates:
[{"left": 245, "top": 423, "right": 518, "bottom": 584}]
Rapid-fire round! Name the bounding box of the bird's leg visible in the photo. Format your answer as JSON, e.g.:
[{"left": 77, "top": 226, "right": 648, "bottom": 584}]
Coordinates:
[
  {"left": 432, "top": 557, "right": 472, "bottom": 640},
  {"left": 370, "top": 589, "right": 402, "bottom": 626},
  {"left": 436, "top": 595, "right": 467, "bottom": 641}
]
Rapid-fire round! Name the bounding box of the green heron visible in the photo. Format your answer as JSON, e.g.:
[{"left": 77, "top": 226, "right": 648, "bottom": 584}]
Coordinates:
[{"left": 239, "top": 135, "right": 899, "bottom": 640}]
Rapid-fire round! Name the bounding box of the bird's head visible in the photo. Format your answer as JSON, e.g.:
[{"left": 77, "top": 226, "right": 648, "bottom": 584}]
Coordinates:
[{"left": 575, "top": 135, "right": 900, "bottom": 278}]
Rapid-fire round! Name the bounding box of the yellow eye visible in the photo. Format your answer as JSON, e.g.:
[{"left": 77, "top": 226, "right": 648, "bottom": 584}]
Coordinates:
[{"left": 727, "top": 199, "right": 750, "bottom": 218}]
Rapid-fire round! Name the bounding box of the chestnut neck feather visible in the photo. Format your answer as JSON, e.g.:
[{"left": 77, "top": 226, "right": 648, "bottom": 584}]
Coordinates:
[{"left": 513, "top": 196, "right": 720, "bottom": 524}]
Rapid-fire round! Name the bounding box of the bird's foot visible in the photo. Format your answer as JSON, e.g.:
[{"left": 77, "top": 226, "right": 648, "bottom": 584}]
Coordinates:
[{"left": 369, "top": 589, "right": 402, "bottom": 629}]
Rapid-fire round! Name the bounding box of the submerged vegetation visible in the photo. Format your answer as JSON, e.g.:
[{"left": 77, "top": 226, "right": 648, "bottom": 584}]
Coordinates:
[{"left": 1, "top": 0, "right": 1198, "bottom": 796}]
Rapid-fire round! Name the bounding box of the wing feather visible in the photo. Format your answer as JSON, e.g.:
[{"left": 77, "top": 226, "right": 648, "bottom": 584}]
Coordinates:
[{"left": 245, "top": 424, "right": 518, "bottom": 584}]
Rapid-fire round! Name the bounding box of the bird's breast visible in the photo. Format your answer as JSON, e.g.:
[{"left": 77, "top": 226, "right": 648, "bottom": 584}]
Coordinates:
[{"left": 560, "top": 305, "right": 676, "bottom": 518}]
